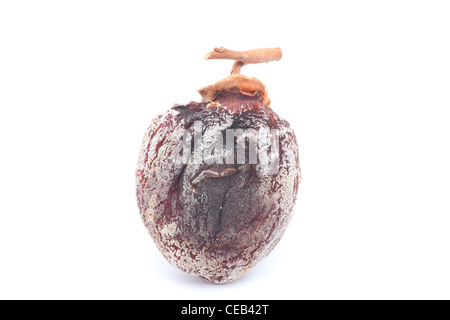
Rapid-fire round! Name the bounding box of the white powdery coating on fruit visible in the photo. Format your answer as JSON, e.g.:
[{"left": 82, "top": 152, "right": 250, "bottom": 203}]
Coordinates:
[{"left": 160, "top": 222, "right": 177, "bottom": 237}]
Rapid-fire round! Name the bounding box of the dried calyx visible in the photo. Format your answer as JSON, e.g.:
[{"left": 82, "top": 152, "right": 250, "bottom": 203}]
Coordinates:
[{"left": 198, "top": 47, "right": 282, "bottom": 112}]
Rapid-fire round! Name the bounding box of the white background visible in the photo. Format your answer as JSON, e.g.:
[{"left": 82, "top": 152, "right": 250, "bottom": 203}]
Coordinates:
[{"left": 1, "top": 1, "right": 449, "bottom": 300}]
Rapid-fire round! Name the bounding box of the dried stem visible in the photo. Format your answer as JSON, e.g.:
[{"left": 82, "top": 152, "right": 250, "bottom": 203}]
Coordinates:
[
  {"left": 205, "top": 47, "right": 282, "bottom": 75},
  {"left": 231, "top": 61, "right": 246, "bottom": 75}
]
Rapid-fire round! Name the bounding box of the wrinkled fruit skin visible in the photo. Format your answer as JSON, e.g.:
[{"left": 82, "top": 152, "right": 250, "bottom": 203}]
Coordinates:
[{"left": 136, "top": 98, "right": 300, "bottom": 283}]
